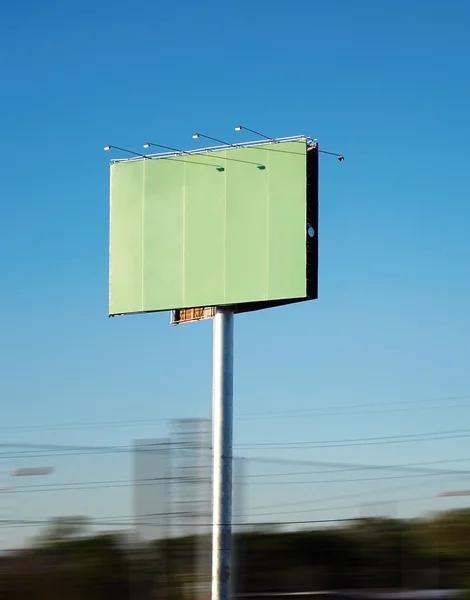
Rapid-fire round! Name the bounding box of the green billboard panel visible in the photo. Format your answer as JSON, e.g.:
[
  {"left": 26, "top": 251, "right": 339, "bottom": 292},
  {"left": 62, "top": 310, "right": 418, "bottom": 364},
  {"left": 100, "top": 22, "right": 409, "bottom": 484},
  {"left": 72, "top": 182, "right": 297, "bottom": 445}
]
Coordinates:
[{"left": 109, "top": 139, "right": 318, "bottom": 316}]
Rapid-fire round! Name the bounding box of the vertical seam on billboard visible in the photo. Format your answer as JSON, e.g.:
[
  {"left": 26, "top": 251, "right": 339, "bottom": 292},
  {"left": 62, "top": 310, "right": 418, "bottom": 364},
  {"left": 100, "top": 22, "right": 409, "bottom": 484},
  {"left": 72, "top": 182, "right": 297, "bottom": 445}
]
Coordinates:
[
  {"left": 108, "top": 165, "right": 113, "bottom": 313},
  {"left": 141, "top": 162, "right": 145, "bottom": 312},
  {"left": 265, "top": 147, "right": 270, "bottom": 301}
]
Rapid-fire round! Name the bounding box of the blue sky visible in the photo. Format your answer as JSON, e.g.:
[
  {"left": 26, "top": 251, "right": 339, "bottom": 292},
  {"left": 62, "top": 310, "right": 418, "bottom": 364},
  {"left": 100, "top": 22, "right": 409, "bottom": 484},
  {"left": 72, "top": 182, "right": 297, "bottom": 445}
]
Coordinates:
[{"left": 1, "top": 0, "right": 470, "bottom": 543}]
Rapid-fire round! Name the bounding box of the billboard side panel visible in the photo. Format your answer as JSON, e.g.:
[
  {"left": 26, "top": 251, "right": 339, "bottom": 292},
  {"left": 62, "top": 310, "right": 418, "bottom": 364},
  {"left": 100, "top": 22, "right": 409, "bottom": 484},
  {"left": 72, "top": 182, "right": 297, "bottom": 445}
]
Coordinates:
[
  {"left": 183, "top": 154, "right": 226, "bottom": 307},
  {"left": 306, "top": 145, "right": 319, "bottom": 299},
  {"left": 267, "top": 141, "right": 307, "bottom": 300},
  {"left": 224, "top": 146, "right": 269, "bottom": 304},
  {"left": 142, "top": 158, "right": 184, "bottom": 312},
  {"left": 109, "top": 160, "right": 144, "bottom": 315}
]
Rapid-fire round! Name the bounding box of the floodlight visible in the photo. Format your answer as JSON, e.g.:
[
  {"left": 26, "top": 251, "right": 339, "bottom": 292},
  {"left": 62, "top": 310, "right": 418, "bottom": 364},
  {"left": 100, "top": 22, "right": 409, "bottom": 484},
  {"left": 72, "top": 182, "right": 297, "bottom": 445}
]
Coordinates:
[
  {"left": 143, "top": 141, "right": 188, "bottom": 154},
  {"left": 191, "top": 133, "right": 236, "bottom": 148},
  {"left": 319, "top": 149, "right": 344, "bottom": 162},
  {"left": 104, "top": 144, "right": 149, "bottom": 159},
  {"left": 233, "top": 124, "right": 274, "bottom": 142}
]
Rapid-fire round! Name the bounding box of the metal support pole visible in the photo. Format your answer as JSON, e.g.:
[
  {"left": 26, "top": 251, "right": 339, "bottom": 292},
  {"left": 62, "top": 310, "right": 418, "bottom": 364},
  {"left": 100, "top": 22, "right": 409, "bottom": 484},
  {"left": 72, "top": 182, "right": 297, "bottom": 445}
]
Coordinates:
[{"left": 211, "top": 308, "right": 234, "bottom": 600}]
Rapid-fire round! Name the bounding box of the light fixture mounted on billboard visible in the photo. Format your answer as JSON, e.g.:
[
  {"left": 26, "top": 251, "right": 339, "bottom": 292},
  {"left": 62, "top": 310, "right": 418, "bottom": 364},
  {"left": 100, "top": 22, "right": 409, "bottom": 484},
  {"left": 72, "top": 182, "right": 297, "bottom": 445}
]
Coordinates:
[
  {"left": 143, "top": 142, "right": 189, "bottom": 155},
  {"left": 234, "top": 124, "right": 275, "bottom": 142},
  {"left": 104, "top": 145, "right": 150, "bottom": 159},
  {"left": 192, "top": 132, "right": 238, "bottom": 148},
  {"left": 319, "top": 148, "right": 344, "bottom": 161}
]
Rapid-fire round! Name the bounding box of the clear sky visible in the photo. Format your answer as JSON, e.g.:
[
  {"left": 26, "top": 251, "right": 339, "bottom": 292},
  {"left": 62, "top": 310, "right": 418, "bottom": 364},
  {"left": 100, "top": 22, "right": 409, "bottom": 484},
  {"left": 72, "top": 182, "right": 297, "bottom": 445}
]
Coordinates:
[{"left": 1, "top": 0, "right": 470, "bottom": 546}]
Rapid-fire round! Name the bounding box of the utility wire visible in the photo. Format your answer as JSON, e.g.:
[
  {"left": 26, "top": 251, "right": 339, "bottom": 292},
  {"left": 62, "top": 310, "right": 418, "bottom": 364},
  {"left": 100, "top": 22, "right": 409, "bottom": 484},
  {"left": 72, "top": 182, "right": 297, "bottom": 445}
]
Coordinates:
[
  {"left": 9, "top": 428, "right": 470, "bottom": 450},
  {"left": 239, "top": 394, "right": 470, "bottom": 418},
  {"left": 242, "top": 456, "right": 470, "bottom": 477},
  {"left": 0, "top": 394, "right": 468, "bottom": 433},
  {"left": 248, "top": 492, "right": 437, "bottom": 518},
  {"left": 1, "top": 428, "right": 470, "bottom": 459},
  {"left": 2, "top": 468, "right": 469, "bottom": 494},
  {"left": 238, "top": 428, "right": 470, "bottom": 450},
  {"left": 0, "top": 517, "right": 358, "bottom": 529}
]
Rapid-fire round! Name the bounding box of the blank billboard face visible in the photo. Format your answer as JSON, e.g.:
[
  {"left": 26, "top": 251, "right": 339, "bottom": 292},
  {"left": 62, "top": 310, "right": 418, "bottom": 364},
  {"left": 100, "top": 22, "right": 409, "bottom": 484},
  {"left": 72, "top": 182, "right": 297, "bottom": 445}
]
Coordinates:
[{"left": 109, "top": 140, "right": 318, "bottom": 316}]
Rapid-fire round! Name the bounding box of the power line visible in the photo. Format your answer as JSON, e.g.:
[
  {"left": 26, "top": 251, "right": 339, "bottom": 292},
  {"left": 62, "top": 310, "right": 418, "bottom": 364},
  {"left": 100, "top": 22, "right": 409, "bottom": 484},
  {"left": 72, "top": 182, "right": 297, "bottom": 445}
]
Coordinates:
[
  {"left": 238, "top": 394, "right": 470, "bottom": 418},
  {"left": 238, "top": 428, "right": 470, "bottom": 450},
  {"left": 250, "top": 471, "right": 470, "bottom": 486},
  {"left": 1, "top": 453, "right": 470, "bottom": 484},
  {"left": 247, "top": 492, "right": 436, "bottom": 518},
  {"left": 0, "top": 418, "right": 171, "bottom": 433},
  {"left": 1, "top": 428, "right": 470, "bottom": 460},
  {"left": 3, "top": 468, "right": 469, "bottom": 494},
  {"left": 0, "top": 394, "right": 468, "bottom": 433},
  {"left": 248, "top": 471, "right": 470, "bottom": 511},
  {"left": 240, "top": 402, "right": 470, "bottom": 421},
  {"left": 0, "top": 457, "right": 467, "bottom": 493},
  {"left": 0, "top": 517, "right": 358, "bottom": 529},
  {"left": 242, "top": 457, "right": 470, "bottom": 477}
]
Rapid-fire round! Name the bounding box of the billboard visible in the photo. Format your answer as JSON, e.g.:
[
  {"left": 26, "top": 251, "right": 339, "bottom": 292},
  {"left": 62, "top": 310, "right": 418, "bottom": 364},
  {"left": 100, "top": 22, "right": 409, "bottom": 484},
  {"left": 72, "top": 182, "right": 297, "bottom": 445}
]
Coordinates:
[{"left": 109, "top": 138, "right": 318, "bottom": 316}]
